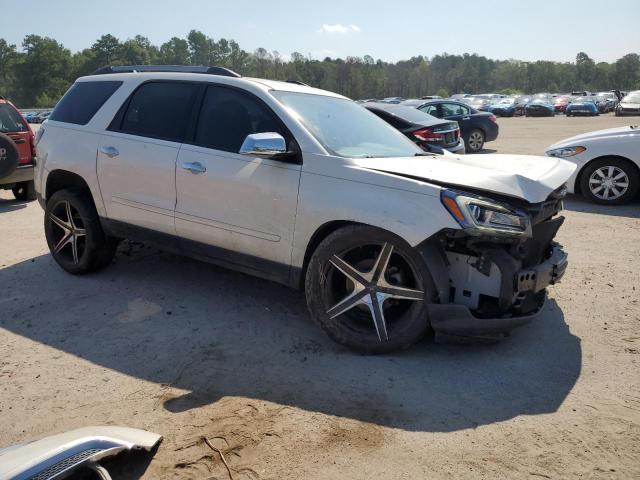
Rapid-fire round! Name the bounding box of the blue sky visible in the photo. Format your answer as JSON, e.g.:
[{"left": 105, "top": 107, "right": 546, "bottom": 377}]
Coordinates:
[{"left": 4, "top": 0, "right": 639, "bottom": 63}]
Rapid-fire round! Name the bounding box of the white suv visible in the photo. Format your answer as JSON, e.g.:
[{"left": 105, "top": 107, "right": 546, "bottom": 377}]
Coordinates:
[{"left": 35, "top": 66, "right": 574, "bottom": 353}]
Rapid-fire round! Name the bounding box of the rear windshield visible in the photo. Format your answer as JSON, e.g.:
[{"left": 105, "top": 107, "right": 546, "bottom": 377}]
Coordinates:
[
  {"left": 0, "top": 104, "right": 28, "bottom": 133},
  {"left": 50, "top": 81, "right": 122, "bottom": 125}
]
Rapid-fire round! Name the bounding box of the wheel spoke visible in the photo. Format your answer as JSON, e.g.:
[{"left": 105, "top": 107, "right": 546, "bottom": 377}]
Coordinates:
[
  {"left": 329, "top": 255, "right": 368, "bottom": 286},
  {"left": 378, "top": 285, "right": 424, "bottom": 301},
  {"left": 603, "top": 187, "right": 611, "bottom": 199},
  {"left": 595, "top": 169, "right": 606, "bottom": 178},
  {"left": 371, "top": 243, "right": 393, "bottom": 284},
  {"left": 613, "top": 181, "right": 628, "bottom": 188},
  {"left": 589, "top": 177, "right": 602, "bottom": 185},
  {"left": 327, "top": 289, "right": 368, "bottom": 319},
  {"left": 607, "top": 166, "right": 614, "bottom": 177},
  {"left": 74, "top": 228, "right": 86, "bottom": 237},
  {"left": 54, "top": 232, "right": 73, "bottom": 254},
  {"left": 65, "top": 201, "right": 76, "bottom": 229},
  {"left": 611, "top": 187, "right": 621, "bottom": 197},
  {"left": 613, "top": 171, "right": 627, "bottom": 181},
  {"left": 71, "top": 235, "right": 79, "bottom": 264},
  {"left": 591, "top": 185, "right": 604, "bottom": 194},
  {"left": 368, "top": 293, "right": 389, "bottom": 342},
  {"left": 49, "top": 213, "right": 71, "bottom": 231}
]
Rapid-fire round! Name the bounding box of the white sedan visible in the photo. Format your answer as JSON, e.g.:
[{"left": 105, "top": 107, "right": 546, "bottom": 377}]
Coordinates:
[{"left": 546, "top": 126, "right": 640, "bottom": 204}]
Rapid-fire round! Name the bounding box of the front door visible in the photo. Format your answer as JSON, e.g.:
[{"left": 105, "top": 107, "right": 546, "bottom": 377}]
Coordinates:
[{"left": 175, "top": 85, "right": 301, "bottom": 275}]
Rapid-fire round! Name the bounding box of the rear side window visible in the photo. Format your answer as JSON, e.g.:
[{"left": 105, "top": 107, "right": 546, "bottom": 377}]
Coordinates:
[
  {"left": 441, "top": 103, "right": 468, "bottom": 116},
  {"left": 419, "top": 104, "right": 440, "bottom": 117},
  {"left": 194, "top": 86, "right": 284, "bottom": 152},
  {"left": 50, "top": 81, "right": 122, "bottom": 125},
  {"left": 0, "top": 104, "right": 28, "bottom": 133},
  {"left": 118, "top": 82, "right": 199, "bottom": 142}
]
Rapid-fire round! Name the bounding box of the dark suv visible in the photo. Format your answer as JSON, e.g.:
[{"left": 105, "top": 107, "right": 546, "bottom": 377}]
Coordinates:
[{"left": 0, "top": 96, "right": 36, "bottom": 200}]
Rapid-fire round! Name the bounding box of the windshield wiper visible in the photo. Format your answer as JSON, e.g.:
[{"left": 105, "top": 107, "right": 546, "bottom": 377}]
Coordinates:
[{"left": 414, "top": 152, "right": 435, "bottom": 157}]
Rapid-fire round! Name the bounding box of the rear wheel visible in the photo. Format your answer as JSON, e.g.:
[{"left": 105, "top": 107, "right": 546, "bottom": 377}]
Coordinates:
[
  {"left": 12, "top": 180, "right": 37, "bottom": 201},
  {"left": 44, "top": 189, "right": 118, "bottom": 274},
  {"left": 580, "top": 158, "right": 639, "bottom": 205},
  {"left": 465, "top": 129, "right": 485, "bottom": 153},
  {"left": 305, "top": 225, "right": 433, "bottom": 353}
]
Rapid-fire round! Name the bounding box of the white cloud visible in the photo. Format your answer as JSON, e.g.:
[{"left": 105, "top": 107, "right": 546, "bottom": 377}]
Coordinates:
[{"left": 317, "top": 24, "right": 361, "bottom": 34}]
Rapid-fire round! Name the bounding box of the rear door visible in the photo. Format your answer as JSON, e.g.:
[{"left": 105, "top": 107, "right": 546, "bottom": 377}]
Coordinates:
[
  {"left": 440, "top": 102, "right": 472, "bottom": 133},
  {"left": 97, "top": 81, "right": 200, "bottom": 234},
  {"left": 175, "top": 85, "right": 301, "bottom": 271},
  {"left": 0, "top": 103, "right": 32, "bottom": 164}
]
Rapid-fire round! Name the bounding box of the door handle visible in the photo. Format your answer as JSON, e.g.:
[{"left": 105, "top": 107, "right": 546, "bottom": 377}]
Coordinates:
[
  {"left": 13, "top": 138, "right": 26, "bottom": 144},
  {"left": 100, "top": 146, "right": 119, "bottom": 158},
  {"left": 181, "top": 161, "right": 206, "bottom": 174},
  {"left": 462, "top": 117, "right": 471, "bottom": 120}
]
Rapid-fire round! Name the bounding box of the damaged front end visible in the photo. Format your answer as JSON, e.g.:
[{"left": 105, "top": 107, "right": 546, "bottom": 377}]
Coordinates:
[{"left": 419, "top": 186, "right": 569, "bottom": 340}]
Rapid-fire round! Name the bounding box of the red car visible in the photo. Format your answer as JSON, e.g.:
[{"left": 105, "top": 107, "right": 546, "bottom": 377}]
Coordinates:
[
  {"left": 553, "top": 96, "right": 570, "bottom": 113},
  {"left": 0, "top": 96, "right": 37, "bottom": 200}
]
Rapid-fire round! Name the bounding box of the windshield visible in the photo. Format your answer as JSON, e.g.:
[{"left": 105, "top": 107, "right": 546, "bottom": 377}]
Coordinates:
[
  {"left": 498, "top": 98, "right": 514, "bottom": 104},
  {"left": 272, "top": 92, "right": 423, "bottom": 158},
  {"left": 622, "top": 93, "right": 640, "bottom": 103}
]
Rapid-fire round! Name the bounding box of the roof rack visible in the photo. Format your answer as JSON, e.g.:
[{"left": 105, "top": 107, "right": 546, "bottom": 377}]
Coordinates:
[
  {"left": 286, "top": 79, "right": 309, "bottom": 86},
  {"left": 92, "top": 65, "right": 241, "bottom": 78}
]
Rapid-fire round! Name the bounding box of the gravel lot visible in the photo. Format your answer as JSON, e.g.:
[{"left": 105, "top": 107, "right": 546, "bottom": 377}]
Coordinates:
[{"left": 1, "top": 114, "right": 639, "bottom": 479}]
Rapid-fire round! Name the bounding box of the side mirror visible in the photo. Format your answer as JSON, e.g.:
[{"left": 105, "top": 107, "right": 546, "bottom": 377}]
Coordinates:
[{"left": 239, "top": 132, "right": 288, "bottom": 158}]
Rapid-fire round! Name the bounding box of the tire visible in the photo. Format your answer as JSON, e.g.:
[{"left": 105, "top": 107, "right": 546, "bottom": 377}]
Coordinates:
[
  {"left": 0, "top": 132, "right": 20, "bottom": 179},
  {"left": 44, "top": 189, "right": 118, "bottom": 274},
  {"left": 12, "top": 180, "right": 37, "bottom": 201},
  {"left": 580, "top": 158, "right": 639, "bottom": 205},
  {"left": 464, "top": 129, "right": 485, "bottom": 153},
  {"left": 305, "top": 225, "right": 434, "bottom": 354}
]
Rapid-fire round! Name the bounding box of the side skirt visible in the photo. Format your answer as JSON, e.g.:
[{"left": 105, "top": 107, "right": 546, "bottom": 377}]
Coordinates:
[{"left": 100, "top": 218, "right": 301, "bottom": 289}]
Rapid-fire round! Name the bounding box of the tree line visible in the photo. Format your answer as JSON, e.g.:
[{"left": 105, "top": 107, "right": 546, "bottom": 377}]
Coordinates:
[{"left": 1, "top": 31, "right": 639, "bottom": 108}]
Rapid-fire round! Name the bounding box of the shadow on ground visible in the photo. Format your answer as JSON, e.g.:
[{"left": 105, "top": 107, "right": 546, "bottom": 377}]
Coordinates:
[
  {"left": 563, "top": 195, "right": 640, "bottom": 219},
  {"left": 0, "top": 243, "right": 581, "bottom": 433},
  {"left": 0, "top": 196, "right": 29, "bottom": 213}
]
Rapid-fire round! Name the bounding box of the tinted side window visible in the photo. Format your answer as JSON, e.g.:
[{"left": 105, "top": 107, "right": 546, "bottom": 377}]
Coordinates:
[
  {"left": 441, "top": 103, "right": 467, "bottom": 116},
  {"left": 120, "top": 82, "right": 199, "bottom": 142},
  {"left": 195, "top": 86, "right": 283, "bottom": 152},
  {"left": 419, "top": 104, "right": 440, "bottom": 117},
  {"left": 50, "top": 81, "right": 122, "bottom": 125},
  {"left": 0, "top": 104, "right": 27, "bottom": 132}
]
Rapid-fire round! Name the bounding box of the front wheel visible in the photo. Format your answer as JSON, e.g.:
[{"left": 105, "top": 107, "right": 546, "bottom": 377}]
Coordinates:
[
  {"left": 12, "top": 180, "right": 37, "bottom": 201},
  {"left": 580, "top": 159, "right": 639, "bottom": 205},
  {"left": 305, "top": 225, "right": 433, "bottom": 353},
  {"left": 44, "top": 189, "right": 118, "bottom": 274},
  {"left": 465, "top": 129, "right": 485, "bottom": 153}
]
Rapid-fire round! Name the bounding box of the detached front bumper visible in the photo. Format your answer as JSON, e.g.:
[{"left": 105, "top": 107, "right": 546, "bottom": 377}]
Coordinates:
[{"left": 429, "top": 243, "right": 568, "bottom": 339}]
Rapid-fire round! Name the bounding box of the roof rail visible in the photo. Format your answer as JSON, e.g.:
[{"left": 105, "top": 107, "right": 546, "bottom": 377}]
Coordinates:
[
  {"left": 92, "top": 65, "right": 241, "bottom": 78},
  {"left": 285, "top": 79, "right": 309, "bottom": 86}
]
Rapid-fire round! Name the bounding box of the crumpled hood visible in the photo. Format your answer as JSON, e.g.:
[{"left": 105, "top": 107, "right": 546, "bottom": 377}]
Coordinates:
[
  {"left": 353, "top": 154, "right": 577, "bottom": 204},
  {"left": 547, "top": 126, "right": 640, "bottom": 150}
]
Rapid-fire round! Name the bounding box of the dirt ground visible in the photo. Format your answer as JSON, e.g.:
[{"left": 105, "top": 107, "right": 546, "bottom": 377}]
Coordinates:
[{"left": 1, "top": 114, "right": 639, "bottom": 479}]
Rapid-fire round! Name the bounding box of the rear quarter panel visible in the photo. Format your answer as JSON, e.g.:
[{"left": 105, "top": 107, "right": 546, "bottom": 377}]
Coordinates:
[{"left": 36, "top": 123, "right": 106, "bottom": 215}]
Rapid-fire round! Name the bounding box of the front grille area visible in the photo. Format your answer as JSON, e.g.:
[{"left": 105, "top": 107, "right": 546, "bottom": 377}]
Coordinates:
[{"left": 29, "top": 448, "right": 103, "bottom": 480}]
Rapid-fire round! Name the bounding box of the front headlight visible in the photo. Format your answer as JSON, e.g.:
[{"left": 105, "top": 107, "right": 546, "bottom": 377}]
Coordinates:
[
  {"left": 441, "top": 189, "right": 531, "bottom": 237},
  {"left": 545, "top": 146, "right": 586, "bottom": 157}
]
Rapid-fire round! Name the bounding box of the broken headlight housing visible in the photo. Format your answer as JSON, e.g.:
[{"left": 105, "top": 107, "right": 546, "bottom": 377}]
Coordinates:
[{"left": 441, "top": 189, "right": 531, "bottom": 237}]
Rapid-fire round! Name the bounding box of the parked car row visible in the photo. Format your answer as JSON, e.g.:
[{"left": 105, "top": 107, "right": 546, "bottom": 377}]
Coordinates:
[{"left": 21, "top": 110, "right": 52, "bottom": 123}]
